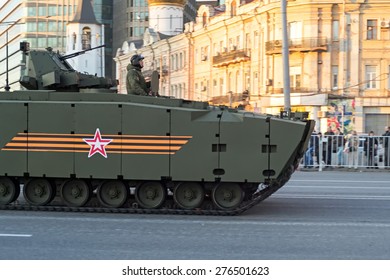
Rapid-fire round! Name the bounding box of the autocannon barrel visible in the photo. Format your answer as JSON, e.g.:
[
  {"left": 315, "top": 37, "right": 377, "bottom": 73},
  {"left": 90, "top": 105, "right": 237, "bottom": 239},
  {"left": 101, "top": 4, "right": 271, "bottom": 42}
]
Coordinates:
[{"left": 59, "top": 44, "right": 106, "bottom": 61}]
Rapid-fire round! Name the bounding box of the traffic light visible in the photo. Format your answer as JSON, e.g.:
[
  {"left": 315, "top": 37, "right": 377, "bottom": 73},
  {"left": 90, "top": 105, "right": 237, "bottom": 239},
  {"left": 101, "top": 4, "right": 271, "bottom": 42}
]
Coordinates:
[{"left": 20, "top": 41, "right": 30, "bottom": 52}]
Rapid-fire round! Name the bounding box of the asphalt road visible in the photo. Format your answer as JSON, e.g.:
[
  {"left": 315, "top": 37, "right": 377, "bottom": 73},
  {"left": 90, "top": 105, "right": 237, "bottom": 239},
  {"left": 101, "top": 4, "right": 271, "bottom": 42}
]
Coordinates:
[{"left": 0, "top": 170, "right": 389, "bottom": 260}]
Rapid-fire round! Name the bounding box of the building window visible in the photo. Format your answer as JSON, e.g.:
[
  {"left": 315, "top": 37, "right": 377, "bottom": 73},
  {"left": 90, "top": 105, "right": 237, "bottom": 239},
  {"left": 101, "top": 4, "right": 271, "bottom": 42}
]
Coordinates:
[
  {"left": 202, "top": 12, "right": 207, "bottom": 27},
  {"left": 290, "top": 66, "right": 302, "bottom": 89},
  {"left": 388, "top": 65, "right": 390, "bottom": 89},
  {"left": 38, "top": 37, "right": 46, "bottom": 48},
  {"left": 235, "top": 70, "right": 240, "bottom": 93},
  {"left": 253, "top": 72, "right": 258, "bottom": 94},
  {"left": 27, "top": 22, "right": 37, "bottom": 32},
  {"left": 231, "top": 1, "right": 237, "bottom": 17},
  {"left": 290, "top": 74, "right": 301, "bottom": 89},
  {"left": 38, "top": 6, "right": 47, "bottom": 16},
  {"left": 48, "top": 5, "right": 56, "bottom": 16},
  {"left": 72, "top": 32, "right": 77, "bottom": 50},
  {"left": 219, "top": 78, "right": 224, "bottom": 96},
  {"left": 365, "top": 65, "right": 377, "bottom": 89},
  {"left": 229, "top": 38, "right": 234, "bottom": 50},
  {"left": 201, "top": 46, "right": 208, "bottom": 61},
  {"left": 254, "top": 31, "right": 259, "bottom": 49},
  {"left": 245, "top": 33, "right": 250, "bottom": 49},
  {"left": 37, "top": 21, "right": 46, "bottom": 32},
  {"left": 332, "top": 20, "right": 339, "bottom": 41},
  {"left": 195, "top": 83, "right": 199, "bottom": 100},
  {"left": 229, "top": 72, "right": 233, "bottom": 92},
  {"left": 332, "top": 66, "right": 338, "bottom": 89},
  {"left": 48, "top": 22, "right": 56, "bottom": 32},
  {"left": 367, "top": 20, "right": 377, "bottom": 40},
  {"left": 82, "top": 27, "right": 91, "bottom": 50},
  {"left": 245, "top": 72, "right": 250, "bottom": 92},
  {"left": 57, "top": 5, "right": 62, "bottom": 16},
  {"left": 289, "top": 21, "right": 302, "bottom": 40},
  {"left": 28, "top": 7, "right": 37, "bottom": 16},
  {"left": 27, "top": 38, "right": 37, "bottom": 48}
]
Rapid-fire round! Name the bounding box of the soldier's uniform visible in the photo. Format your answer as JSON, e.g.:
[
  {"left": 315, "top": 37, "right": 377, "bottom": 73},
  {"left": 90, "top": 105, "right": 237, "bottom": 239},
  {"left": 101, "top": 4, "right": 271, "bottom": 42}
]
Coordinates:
[{"left": 126, "top": 55, "right": 149, "bottom": 95}]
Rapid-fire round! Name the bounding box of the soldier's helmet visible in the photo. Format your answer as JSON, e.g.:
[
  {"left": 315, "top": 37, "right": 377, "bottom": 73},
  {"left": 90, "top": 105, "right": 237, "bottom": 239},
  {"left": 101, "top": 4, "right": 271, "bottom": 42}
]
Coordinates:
[{"left": 130, "top": 54, "right": 145, "bottom": 66}]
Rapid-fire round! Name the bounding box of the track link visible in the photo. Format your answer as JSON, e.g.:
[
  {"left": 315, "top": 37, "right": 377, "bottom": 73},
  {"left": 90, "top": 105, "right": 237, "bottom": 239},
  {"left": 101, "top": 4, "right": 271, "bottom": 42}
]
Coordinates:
[
  {"left": 0, "top": 164, "right": 294, "bottom": 216},
  {"left": 0, "top": 187, "right": 270, "bottom": 216},
  {"left": 0, "top": 176, "right": 287, "bottom": 216}
]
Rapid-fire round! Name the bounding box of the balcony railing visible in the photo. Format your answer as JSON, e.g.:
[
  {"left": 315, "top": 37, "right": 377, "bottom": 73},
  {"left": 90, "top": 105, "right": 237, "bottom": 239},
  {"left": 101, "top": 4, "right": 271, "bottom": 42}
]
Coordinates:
[
  {"left": 265, "top": 37, "right": 328, "bottom": 54},
  {"left": 271, "top": 87, "right": 314, "bottom": 94},
  {"left": 210, "top": 91, "right": 249, "bottom": 105},
  {"left": 212, "top": 48, "right": 250, "bottom": 67}
]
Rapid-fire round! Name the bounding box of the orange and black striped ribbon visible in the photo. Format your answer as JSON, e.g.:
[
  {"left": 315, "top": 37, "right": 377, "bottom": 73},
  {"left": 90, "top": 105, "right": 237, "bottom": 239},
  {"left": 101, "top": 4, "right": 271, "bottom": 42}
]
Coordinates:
[{"left": 2, "top": 132, "right": 192, "bottom": 155}]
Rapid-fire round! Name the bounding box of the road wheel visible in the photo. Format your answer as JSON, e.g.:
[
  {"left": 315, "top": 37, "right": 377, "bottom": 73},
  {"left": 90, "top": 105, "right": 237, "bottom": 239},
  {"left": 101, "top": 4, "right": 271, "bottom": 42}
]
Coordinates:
[
  {"left": 60, "top": 179, "right": 92, "bottom": 207},
  {"left": 173, "top": 182, "right": 204, "bottom": 209},
  {"left": 135, "top": 181, "right": 166, "bottom": 209},
  {"left": 23, "top": 178, "right": 55, "bottom": 206},
  {"left": 0, "top": 177, "right": 20, "bottom": 205},
  {"left": 212, "top": 183, "right": 243, "bottom": 210},
  {"left": 97, "top": 180, "right": 128, "bottom": 208}
]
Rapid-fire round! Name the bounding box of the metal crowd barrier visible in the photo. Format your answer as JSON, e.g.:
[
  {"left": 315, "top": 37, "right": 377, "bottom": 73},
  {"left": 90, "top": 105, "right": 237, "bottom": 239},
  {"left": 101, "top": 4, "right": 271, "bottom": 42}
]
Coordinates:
[{"left": 300, "top": 134, "right": 390, "bottom": 171}]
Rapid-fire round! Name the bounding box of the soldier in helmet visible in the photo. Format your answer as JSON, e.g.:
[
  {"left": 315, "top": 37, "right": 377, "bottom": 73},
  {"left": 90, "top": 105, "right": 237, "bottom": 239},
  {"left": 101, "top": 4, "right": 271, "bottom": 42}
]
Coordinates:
[{"left": 126, "top": 54, "right": 150, "bottom": 95}]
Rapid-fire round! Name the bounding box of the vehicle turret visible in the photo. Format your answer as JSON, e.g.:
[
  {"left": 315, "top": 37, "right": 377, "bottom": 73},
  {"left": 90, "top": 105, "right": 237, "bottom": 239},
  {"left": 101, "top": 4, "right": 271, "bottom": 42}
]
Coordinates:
[{"left": 19, "top": 45, "right": 115, "bottom": 92}]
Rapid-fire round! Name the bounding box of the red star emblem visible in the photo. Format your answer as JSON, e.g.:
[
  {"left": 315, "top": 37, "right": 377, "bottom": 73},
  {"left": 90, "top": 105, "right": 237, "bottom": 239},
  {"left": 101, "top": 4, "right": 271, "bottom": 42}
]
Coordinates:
[{"left": 83, "top": 128, "right": 113, "bottom": 158}]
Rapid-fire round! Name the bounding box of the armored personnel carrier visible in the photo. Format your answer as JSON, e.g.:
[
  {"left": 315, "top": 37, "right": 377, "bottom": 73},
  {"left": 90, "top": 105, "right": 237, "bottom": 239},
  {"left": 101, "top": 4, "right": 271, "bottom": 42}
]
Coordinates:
[{"left": 0, "top": 46, "right": 314, "bottom": 215}]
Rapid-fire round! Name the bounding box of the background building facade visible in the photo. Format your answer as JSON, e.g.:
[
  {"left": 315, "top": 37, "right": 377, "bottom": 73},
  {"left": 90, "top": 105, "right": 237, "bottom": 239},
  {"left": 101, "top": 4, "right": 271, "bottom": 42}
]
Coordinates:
[
  {"left": 115, "top": 0, "right": 390, "bottom": 135},
  {"left": 0, "top": 0, "right": 113, "bottom": 91},
  {"left": 2, "top": 0, "right": 390, "bottom": 135}
]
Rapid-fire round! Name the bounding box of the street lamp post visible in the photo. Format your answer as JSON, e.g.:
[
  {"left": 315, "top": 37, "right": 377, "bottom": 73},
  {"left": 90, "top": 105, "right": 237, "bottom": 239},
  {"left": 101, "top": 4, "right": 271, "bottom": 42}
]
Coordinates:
[
  {"left": 1, "top": 20, "right": 23, "bottom": 92},
  {"left": 5, "top": 29, "right": 10, "bottom": 91}
]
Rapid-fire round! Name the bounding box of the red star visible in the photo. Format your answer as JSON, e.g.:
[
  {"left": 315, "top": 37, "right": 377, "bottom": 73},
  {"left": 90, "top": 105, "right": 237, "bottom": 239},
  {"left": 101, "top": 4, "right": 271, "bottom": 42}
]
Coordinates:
[{"left": 83, "top": 128, "right": 113, "bottom": 158}]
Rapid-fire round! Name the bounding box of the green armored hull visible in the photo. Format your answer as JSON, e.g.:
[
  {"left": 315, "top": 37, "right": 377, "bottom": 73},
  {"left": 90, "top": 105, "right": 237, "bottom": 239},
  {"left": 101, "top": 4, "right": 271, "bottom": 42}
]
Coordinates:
[
  {"left": 0, "top": 91, "right": 313, "bottom": 213},
  {"left": 0, "top": 47, "right": 314, "bottom": 214}
]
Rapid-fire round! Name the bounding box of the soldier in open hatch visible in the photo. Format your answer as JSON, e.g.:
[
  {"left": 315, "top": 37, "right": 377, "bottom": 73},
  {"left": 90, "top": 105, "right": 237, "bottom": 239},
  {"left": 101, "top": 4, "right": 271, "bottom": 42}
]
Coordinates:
[{"left": 126, "top": 54, "right": 150, "bottom": 95}]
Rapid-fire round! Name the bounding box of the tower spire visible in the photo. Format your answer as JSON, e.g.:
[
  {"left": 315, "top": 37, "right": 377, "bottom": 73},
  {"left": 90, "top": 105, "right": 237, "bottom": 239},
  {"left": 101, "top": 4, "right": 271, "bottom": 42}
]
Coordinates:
[{"left": 69, "top": 0, "right": 100, "bottom": 24}]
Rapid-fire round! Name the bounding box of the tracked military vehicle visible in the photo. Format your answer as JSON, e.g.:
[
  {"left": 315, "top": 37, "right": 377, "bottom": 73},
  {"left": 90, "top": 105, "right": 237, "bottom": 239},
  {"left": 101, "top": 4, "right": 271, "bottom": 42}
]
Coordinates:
[{"left": 0, "top": 46, "right": 314, "bottom": 215}]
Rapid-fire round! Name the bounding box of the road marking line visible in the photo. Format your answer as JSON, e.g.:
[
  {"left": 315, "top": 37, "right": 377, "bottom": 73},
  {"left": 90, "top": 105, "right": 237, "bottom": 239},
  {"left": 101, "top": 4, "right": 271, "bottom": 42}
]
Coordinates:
[
  {"left": 290, "top": 179, "right": 390, "bottom": 183},
  {"left": 273, "top": 194, "right": 390, "bottom": 200},
  {"left": 285, "top": 185, "right": 390, "bottom": 189},
  {"left": 0, "top": 234, "right": 32, "bottom": 237}
]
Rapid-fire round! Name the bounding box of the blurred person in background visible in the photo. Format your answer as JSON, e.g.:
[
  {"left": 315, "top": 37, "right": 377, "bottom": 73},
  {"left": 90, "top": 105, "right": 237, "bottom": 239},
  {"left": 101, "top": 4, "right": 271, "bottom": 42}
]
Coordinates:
[{"left": 364, "top": 131, "right": 378, "bottom": 169}]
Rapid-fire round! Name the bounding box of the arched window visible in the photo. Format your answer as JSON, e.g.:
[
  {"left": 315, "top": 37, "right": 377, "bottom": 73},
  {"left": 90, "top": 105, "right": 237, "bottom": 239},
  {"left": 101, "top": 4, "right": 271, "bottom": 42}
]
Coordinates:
[
  {"left": 231, "top": 1, "right": 237, "bottom": 17},
  {"left": 228, "top": 72, "right": 233, "bottom": 92},
  {"left": 202, "top": 12, "right": 207, "bottom": 27},
  {"left": 82, "top": 27, "right": 91, "bottom": 50},
  {"left": 171, "top": 55, "right": 174, "bottom": 70},
  {"left": 235, "top": 70, "right": 240, "bottom": 93},
  {"left": 72, "top": 32, "right": 76, "bottom": 50}
]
